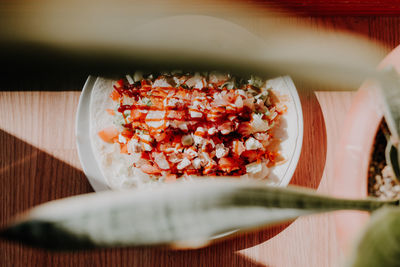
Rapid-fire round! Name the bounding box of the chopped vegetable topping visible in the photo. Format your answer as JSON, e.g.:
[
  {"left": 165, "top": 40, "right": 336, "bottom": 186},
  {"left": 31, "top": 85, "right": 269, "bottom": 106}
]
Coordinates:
[{"left": 100, "top": 72, "right": 286, "bottom": 179}]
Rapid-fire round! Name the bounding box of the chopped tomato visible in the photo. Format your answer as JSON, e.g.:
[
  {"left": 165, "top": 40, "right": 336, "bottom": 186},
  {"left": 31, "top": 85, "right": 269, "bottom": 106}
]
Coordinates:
[
  {"left": 150, "top": 96, "right": 164, "bottom": 107},
  {"left": 238, "top": 122, "right": 252, "bottom": 136},
  {"left": 157, "top": 142, "right": 173, "bottom": 152},
  {"left": 232, "top": 141, "right": 245, "bottom": 156},
  {"left": 266, "top": 151, "right": 283, "bottom": 164},
  {"left": 165, "top": 174, "right": 177, "bottom": 183},
  {"left": 154, "top": 131, "right": 167, "bottom": 142},
  {"left": 140, "top": 163, "right": 161, "bottom": 174},
  {"left": 106, "top": 109, "right": 115, "bottom": 115},
  {"left": 175, "top": 89, "right": 188, "bottom": 99},
  {"left": 141, "top": 80, "right": 151, "bottom": 86},
  {"left": 116, "top": 79, "right": 124, "bottom": 88},
  {"left": 120, "top": 144, "right": 128, "bottom": 154},
  {"left": 140, "top": 152, "right": 151, "bottom": 160},
  {"left": 166, "top": 110, "right": 185, "bottom": 120},
  {"left": 130, "top": 109, "right": 147, "bottom": 121},
  {"left": 184, "top": 169, "right": 197, "bottom": 175},
  {"left": 121, "top": 129, "right": 134, "bottom": 139},
  {"left": 218, "top": 157, "right": 240, "bottom": 173},
  {"left": 203, "top": 161, "right": 217, "bottom": 175},
  {"left": 241, "top": 150, "right": 263, "bottom": 162},
  {"left": 98, "top": 126, "right": 119, "bottom": 143},
  {"left": 218, "top": 122, "right": 233, "bottom": 134},
  {"left": 151, "top": 89, "right": 169, "bottom": 98},
  {"left": 172, "top": 135, "right": 182, "bottom": 144},
  {"left": 110, "top": 90, "right": 121, "bottom": 101}
]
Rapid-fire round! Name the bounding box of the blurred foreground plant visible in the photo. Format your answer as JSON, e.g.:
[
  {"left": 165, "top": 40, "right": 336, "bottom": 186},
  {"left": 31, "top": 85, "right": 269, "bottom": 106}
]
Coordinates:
[
  {"left": 1, "top": 178, "right": 400, "bottom": 267},
  {"left": 1, "top": 1, "right": 400, "bottom": 266}
]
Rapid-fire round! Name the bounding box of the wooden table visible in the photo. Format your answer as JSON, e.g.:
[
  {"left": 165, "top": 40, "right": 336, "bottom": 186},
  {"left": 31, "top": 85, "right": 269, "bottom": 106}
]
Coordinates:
[{"left": 1, "top": 3, "right": 399, "bottom": 267}]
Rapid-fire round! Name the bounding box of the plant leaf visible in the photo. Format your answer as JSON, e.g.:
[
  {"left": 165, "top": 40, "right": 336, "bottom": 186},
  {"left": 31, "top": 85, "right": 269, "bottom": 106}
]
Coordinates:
[
  {"left": 385, "top": 140, "right": 400, "bottom": 183},
  {"left": 0, "top": 1, "right": 386, "bottom": 89},
  {"left": 1, "top": 179, "right": 397, "bottom": 250},
  {"left": 377, "top": 69, "right": 400, "bottom": 181},
  {"left": 378, "top": 68, "right": 400, "bottom": 144},
  {"left": 347, "top": 206, "right": 400, "bottom": 267}
]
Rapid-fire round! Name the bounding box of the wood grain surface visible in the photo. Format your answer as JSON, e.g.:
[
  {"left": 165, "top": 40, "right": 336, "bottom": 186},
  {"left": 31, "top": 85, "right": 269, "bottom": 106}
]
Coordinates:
[
  {"left": 241, "top": 0, "right": 400, "bottom": 16},
  {"left": 0, "top": 8, "right": 399, "bottom": 267},
  {"left": 0, "top": 88, "right": 328, "bottom": 267}
]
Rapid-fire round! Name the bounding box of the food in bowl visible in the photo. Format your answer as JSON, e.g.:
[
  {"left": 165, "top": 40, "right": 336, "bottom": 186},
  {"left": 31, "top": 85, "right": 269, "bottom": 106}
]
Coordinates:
[{"left": 90, "top": 71, "right": 288, "bottom": 189}]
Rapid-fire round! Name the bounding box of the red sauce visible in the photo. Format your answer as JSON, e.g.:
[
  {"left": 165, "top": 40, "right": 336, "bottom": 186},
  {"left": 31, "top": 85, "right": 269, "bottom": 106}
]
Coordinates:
[{"left": 108, "top": 76, "right": 283, "bottom": 178}]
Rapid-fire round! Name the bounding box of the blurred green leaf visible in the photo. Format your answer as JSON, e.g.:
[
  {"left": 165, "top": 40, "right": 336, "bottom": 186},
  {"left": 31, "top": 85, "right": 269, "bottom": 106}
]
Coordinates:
[
  {"left": 0, "top": 1, "right": 387, "bottom": 89},
  {"left": 378, "top": 69, "right": 400, "bottom": 182},
  {"left": 1, "top": 179, "right": 397, "bottom": 250},
  {"left": 348, "top": 207, "right": 400, "bottom": 267}
]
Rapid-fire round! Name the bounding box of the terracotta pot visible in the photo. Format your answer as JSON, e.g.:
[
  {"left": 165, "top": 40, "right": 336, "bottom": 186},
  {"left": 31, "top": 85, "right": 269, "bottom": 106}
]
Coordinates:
[{"left": 333, "top": 45, "right": 400, "bottom": 254}]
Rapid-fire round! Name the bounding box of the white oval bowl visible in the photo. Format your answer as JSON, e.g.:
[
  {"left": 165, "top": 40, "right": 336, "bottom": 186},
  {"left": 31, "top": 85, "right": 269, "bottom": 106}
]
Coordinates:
[{"left": 76, "top": 75, "right": 303, "bottom": 192}]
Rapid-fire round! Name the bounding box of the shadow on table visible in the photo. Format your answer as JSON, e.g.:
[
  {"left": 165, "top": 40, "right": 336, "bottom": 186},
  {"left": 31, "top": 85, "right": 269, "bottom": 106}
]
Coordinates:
[{"left": 0, "top": 89, "right": 326, "bottom": 267}]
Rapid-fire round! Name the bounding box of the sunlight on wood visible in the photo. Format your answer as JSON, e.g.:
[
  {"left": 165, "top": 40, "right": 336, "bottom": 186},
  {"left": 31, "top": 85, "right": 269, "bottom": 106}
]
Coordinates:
[
  {"left": 0, "top": 90, "right": 354, "bottom": 266},
  {"left": 235, "top": 92, "right": 354, "bottom": 266},
  {"left": 0, "top": 92, "right": 82, "bottom": 171}
]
